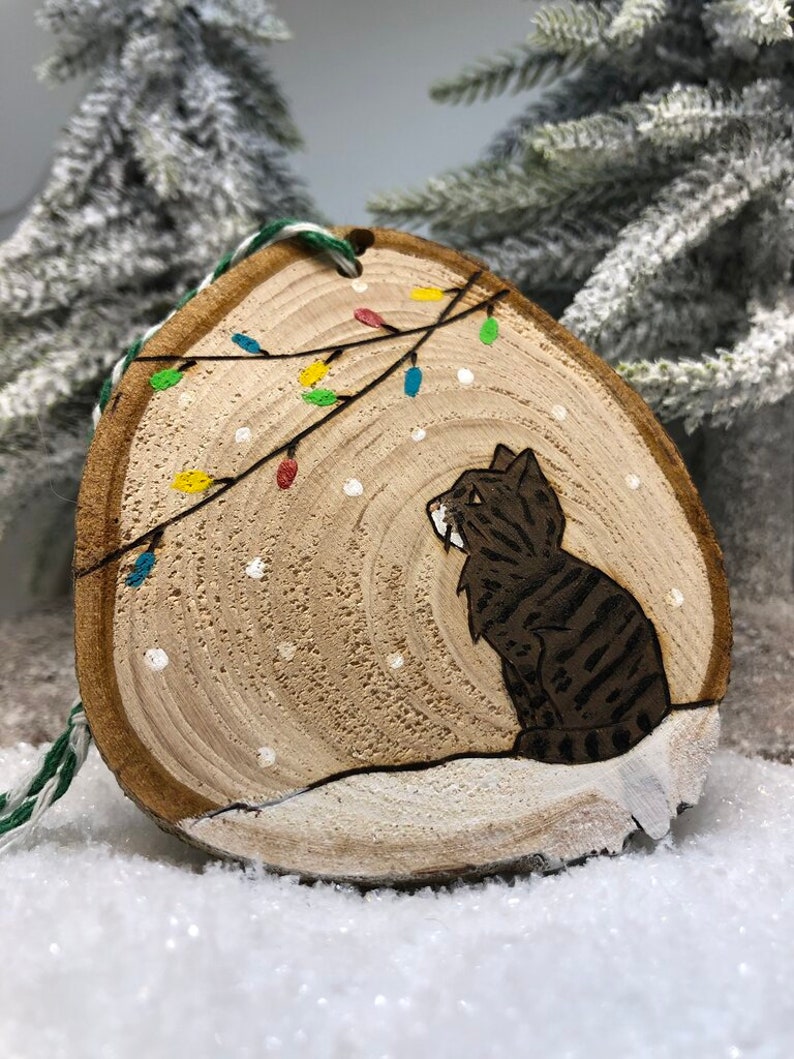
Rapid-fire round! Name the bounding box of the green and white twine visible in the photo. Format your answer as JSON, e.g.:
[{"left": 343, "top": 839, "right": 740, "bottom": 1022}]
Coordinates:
[
  {"left": 0, "top": 704, "right": 90, "bottom": 851},
  {"left": 0, "top": 219, "right": 359, "bottom": 849},
  {"left": 94, "top": 219, "right": 358, "bottom": 427}
]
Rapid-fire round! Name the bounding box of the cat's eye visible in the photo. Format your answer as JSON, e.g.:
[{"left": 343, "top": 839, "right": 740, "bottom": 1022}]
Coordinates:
[{"left": 467, "top": 487, "right": 483, "bottom": 505}]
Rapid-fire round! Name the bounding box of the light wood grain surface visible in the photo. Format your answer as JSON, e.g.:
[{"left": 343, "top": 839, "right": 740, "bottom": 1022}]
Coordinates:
[{"left": 74, "top": 229, "right": 730, "bottom": 882}]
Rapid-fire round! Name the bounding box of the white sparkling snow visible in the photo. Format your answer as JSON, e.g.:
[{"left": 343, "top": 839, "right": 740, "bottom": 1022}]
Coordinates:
[{"left": 0, "top": 743, "right": 792, "bottom": 1059}]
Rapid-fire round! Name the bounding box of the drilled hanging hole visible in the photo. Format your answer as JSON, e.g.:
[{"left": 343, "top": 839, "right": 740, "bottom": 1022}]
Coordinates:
[
  {"left": 346, "top": 228, "right": 376, "bottom": 255},
  {"left": 337, "top": 258, "right": 364, "bottom": 278}
]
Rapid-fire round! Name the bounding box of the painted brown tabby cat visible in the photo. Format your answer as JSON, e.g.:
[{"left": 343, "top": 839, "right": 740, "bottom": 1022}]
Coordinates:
[{"left": 427, "top": 445, "right": 711, "bottom": 765}]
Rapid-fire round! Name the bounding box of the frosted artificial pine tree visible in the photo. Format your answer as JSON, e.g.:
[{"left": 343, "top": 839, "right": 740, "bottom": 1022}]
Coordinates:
[
  {"left": 372, "top": 0, "right": 794, "bottom": 607},
  {"left": 0, "top": 0, "right": 312, "bottom": 604}
]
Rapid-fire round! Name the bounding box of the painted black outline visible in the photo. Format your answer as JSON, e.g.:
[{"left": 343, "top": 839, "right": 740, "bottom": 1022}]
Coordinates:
[{"left": 202, "top": 749, "right": 516, "bottom": 817}]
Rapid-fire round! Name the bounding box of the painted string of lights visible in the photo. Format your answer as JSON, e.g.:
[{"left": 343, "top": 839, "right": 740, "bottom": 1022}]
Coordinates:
[
  {"left": 1, "top": 228, "right": 507, "bottom": 848},
  {"left": 77, "top": 269, "right": 508, "bottom": 588},
  {"left": 0, "top": 219, "right": 361, "bottom": 849}
]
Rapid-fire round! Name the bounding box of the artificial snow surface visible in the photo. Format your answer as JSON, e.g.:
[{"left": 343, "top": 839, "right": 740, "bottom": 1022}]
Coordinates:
[{"left": 0, "top": 744, "right": 792, "bottom": 1059}]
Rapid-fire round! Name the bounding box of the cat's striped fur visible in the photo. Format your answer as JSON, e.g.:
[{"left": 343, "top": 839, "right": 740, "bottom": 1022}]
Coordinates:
[{"left": 427, "top": 445, "right": 710, "bottom": 764}]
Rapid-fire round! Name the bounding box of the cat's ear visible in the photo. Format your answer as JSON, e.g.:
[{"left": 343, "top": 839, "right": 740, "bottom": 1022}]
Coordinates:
[
  {"left": 508, "top": 449, "right": 566, "bottom": 544},
  {"left": 489, "top": 444, "right": 516, "bottom": 472},
  {"left": 506, "top": 448, "right": 547, "bottom": 485}
]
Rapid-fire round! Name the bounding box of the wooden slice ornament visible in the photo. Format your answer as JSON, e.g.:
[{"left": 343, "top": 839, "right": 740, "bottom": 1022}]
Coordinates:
[{"left": 74, "top": 228, "right": 731, "bottom": 885}]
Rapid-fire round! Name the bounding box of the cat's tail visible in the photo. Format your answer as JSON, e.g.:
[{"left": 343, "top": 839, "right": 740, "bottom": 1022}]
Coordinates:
[{"left": 514, "top": 700, "right": 717, "bottom": 765}]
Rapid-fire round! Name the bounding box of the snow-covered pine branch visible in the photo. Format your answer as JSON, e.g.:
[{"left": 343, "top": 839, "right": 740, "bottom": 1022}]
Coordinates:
[
  {"left": 636, "top": 80, "right": 787, "bottom": 146},
  {"left": 0, "top": 286, "right": 180, "bottom": 441},
  {"left": 486, "top": 67, "right": 633, "bottom": 161},
  {"left": 475, "top": 215, "right": 628, "bottom": 291},
  {"left": 606, "top": 0, "right": 669, "bottom": 46},
  {"left": 705, "top": 0, "right": 793, "bottom": 48},
  {"left": 560, "top": 139, "right": 794, "bottom": 349},
  {"left": 430, "top": 46, "right": 576, "bottom": 106},
  {"left": 528, "top": 101, "right": 654, "bottom": 167},
  {"left": 370, "top": 167, "right": 546, "bottom": 229},
  {"left": 618, "top": 294, "right": 794, "bottom": 429},
  {"left": 587, "top": 257, "right": 741, "bottom": 362},
  {"left": 207, "top": 37, "right": 303, "bottom": 149},
  {"left": 528, "top": 79, "right": 789, "bottom": 168},
  {"left": 531, "top": 3, "right": 612, "bottom": 56},
  {"left": 371, "top": 151, "right": 672, "bottom": 241}
]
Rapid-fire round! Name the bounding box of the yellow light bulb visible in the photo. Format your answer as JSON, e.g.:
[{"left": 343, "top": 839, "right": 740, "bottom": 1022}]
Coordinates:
[
  {"left": 171, "top": 470, "right": 215, "bottom": 494},
  {"left": 410, "top": 287, "right": 445, "bottom": 302},
  {"left": 298, "top": 360, "right": 330, "bottom": 387}
]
